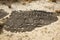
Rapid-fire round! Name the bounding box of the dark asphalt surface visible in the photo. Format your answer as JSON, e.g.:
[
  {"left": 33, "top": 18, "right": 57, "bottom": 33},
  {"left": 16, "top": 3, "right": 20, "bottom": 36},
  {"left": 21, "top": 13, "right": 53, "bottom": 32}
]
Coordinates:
[{"left": 3, "top": 10, "right": 58, "bottom": 32}]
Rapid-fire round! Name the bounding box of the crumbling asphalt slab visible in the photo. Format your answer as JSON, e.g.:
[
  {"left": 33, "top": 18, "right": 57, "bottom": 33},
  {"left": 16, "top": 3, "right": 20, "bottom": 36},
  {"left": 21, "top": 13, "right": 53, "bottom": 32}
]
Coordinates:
[{"left": 3, "top": 10, "right": 58, "bottom": 32}]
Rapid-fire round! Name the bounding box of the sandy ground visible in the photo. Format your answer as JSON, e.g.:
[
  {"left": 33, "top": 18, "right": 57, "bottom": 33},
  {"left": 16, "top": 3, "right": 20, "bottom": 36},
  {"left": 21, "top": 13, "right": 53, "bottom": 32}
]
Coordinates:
[{"left": 0, "top": 0, "right": 60, "bottom": 40}]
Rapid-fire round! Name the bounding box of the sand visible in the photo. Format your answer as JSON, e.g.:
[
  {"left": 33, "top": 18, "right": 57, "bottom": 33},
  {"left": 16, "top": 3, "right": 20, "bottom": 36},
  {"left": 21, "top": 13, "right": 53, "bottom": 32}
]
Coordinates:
[{"left": 0, "top": 0, "right": 60, "bottom": 40}]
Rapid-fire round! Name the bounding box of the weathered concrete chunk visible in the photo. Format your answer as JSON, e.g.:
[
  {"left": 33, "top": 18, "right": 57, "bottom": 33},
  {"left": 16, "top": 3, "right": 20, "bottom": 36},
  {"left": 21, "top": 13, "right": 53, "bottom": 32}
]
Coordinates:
[{"left": 3, "top": 10, "right": 58, "bottom": 32}]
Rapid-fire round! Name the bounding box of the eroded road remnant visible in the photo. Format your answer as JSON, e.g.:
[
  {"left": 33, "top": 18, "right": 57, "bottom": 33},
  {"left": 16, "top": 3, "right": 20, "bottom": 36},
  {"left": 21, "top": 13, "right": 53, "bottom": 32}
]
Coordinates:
[{"left": 3, "top": 10, "right": 58, "bottom": 32}]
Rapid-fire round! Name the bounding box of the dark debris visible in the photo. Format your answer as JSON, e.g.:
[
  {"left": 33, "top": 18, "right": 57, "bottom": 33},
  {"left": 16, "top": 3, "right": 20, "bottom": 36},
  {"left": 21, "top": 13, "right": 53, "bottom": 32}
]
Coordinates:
[
  {"left": 0, "top": 9, "right": 8, "bottom": 19},
  {"left": 0, "top": 9, "right": 8, "bottom": 34}
]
